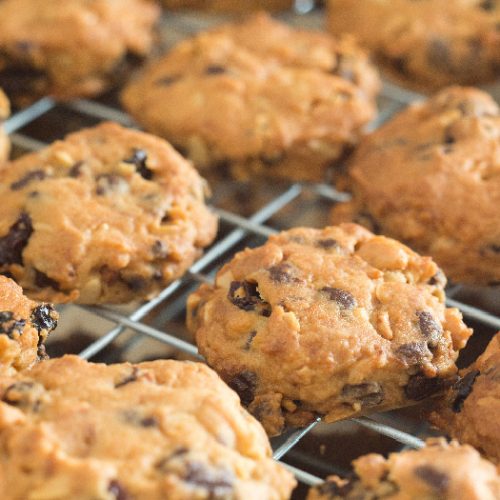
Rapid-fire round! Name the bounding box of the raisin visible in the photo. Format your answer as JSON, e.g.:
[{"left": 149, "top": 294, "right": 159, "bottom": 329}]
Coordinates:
[
  {"left": 316, "top": 238, "right": 338, "bottom": 249},
  {"left": 34, "top": 269, "right": 60, "bottom": 290},
  {"left": 321, "top": 287, "right": 357, "bottom": 309},
  {"left": 184, "top": 461, "right": 234, "bottom": 497},
  {"left": 10, "top": 170, "right": 46, "bottom": 190},
  {"left": 0, "top": 311, "right": 25, "bottom": 338},
  {"left": 414, "top": 465, "right": 449, "bottom": 492},
  {"left": 228, "top": 371, "right": 257, "bottom": 406},
  {"left": 341, "top": 382, "right": 384, "bottom": 407},
  {"left": 108, "top": 480, "right": 129, "bottom": 500},
  {"left": 404, "top": 374, "right": 447, "bottom": 401},
  {"left": 416, "top": 311, "right": 442, "bottom": 347},
  {"left": 0, "top": 213, "right": 33, "bottom": 265},
  {"left": 204, "top": 65, "right": 226, "bottom": 75},
  {"left": 268, "top": 263, "right": 297, "bottom": 284},
  {"left": 452, "top": 369, "right": 480, "bottom": 413},
  {"left": 123, "top": 148, "right": 153, "bottom": 180},
  {"left": 30, "top": 304, "right": 58, "bottom": 334},
  {"left": 395, "top": 342, "right": 429, "bottom": 366},
  {"left": 228, "top": 281, "right": 269, "bottom": 314}
]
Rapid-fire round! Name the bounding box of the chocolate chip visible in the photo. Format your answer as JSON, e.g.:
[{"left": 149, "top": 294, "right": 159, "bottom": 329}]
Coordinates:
[
  {"left": 155, "top": 74, "right": 181, "bottom": 86},
  {"left": 414, "top": 465, "right": 449, "bottom": 492},
  {"left": 321, "top": 287, "right": 357, "bottom": 309},
  {"left": 316, "top": 238, "right": 338, "bottom": 249},
  {"left": 34, "top": 269, "right": 60, "bottom": 290},
  {"left": 30, "top": 304, "right": 58, "bottom": 334},
  {"left": 140, "top": 417, "right": 158, "bottom": 427},
  {"left": 416, "top": 311, "right": 442, "bottom": 348},
  {"left": 205, "top": 65, "right": 226, "bottom": 75},
  {"left": 10, "top": 170, "right": 46, "bottom": 190},
  {"left": 427, "top": 39, "right": 452, "bottom": 71},
  {"left": 108, "top": 480, "right": 129, "bottom": 500},
  {"left": 0, "top": 213, "right": 33, "bottom": 265},
  {"left": 115, "top": 367, "right": 140, "bottom": 388},
  {"left": 268, "top": 263, "right": 297, "bottom": 284},
  {"left": 184, "top": 461, "right": 234, "bottom": 497},
  {"left": 404, "top": 374, "right": 446, "bottom": 401},
  {"left": 68, "top": 161, "right": 84, "bottom": 178},
  {"left": 228, "top": 281, "right": 271, "bottom": 316},
  {"left": 452, "top": 369, "right": 480, "bottom": 413},
  {"left": 228, "top": 371, "right": 257, "bottom": 406},
  {"left": 244, "top": 331, "right": 257, "bottom": 351},
  {"left": 96, "top": 174, "right": 129, "bottom": 195},
  {"left": 123, "top": 148, "right": 153, "bottom": 180},
  {"left": 395, "top": 342, "right": 429, "bottom": 366},
  {"left": 342, "top": 382, "right": 384, "bottom": 407}
]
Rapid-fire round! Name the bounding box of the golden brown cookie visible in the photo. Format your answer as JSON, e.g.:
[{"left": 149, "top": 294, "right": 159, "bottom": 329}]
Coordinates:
[
  {"left": 187, "top": 223, "right": 472, "bottom": 436},
  {"left": 307, "top": 439, "right": 500, "bottom": 500},
  {"left": 0, "top": 88, "right": 10, "bottom": 163},
  {"left": 162, "top": 0, "right": 293, "bottom": 11},
  {"left": 327, "top": 0, "right": 500, "bottom": 91},
  {"left": 331, "top": 87, "right": 500, "bottom": 286},
  {"left": 429, "top": 332, "right": 500, "bottom": 464},
  {"left": 0, "top": 0, "right": 160, "bottom": 103},
  {"left": 0, "top": 275, "right": 57, "bottom": 374},
  {"left": 122, "top": 13, "right": 380, "bottom": 182},
  {"left": 0, "top": 122, "right": 217, "bottom": 304},
  {"left": 0, "top": 355, "right": 296, "bottom": 499}
]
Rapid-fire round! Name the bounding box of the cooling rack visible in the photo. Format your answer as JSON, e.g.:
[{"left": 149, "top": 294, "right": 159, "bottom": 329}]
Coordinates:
[{"left": 4, "top": 7, "right": 500, "bottom": 498}]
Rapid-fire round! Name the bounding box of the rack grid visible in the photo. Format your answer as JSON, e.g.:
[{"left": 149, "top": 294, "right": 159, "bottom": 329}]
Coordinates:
[{"left": 4, "top": 8, "right": 499, "bottom": 497}]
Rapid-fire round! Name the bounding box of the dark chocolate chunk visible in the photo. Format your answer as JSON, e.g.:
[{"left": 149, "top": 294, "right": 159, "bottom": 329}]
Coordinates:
[
  {"left": 341, "top": 382, "right": 384, "bottom": 407},
  {"left": 155, "top": 74, "right": 181, "bottom": 86},
  {"left": 184, "top": 461, "right": 234, "bottom": 497},
  {"left": 395, "top": 342, "right": 429, "bottom": 366},
  {"left": 416, "top": 311, "right": 442, "bottom": 347},
  {"left": 123, "top": 148, "right": 153, "bottom": 180},
  {"left": 414, "top": 465, "right": 449, "bottom": 492},
  {"left": 0, "top": 213, "right": 33, "bottom": 266},
  {"left": 115, "top": 367, "right": 140, "bottom": 388},
  {"left": 30, "top": 304, "right": 58, "bottom": 334},
  {"left": 151, "top": 240, "right": 168, "bottom": 259},
  {"left": 228, "top": 281, "right": 271, "bottom": 316},
  {"left": 316, "top": 238, "right": 338, "bottom": 249},
  {"left": 452, "top": 369, "right": 480, "bottom": 413},
  {"left": 108, "top": 480, "right": 129, "bottom": 500},
  {"left": 244, "top": 331, "right": 257, "bottom": 351},
  {"left": 204, "top": 65, "right": 226, "bottom": 75},
  {"left": 321, "top": 287, "right": 357, "bottom": 309},
  {"left": 34, "top": 269, "right": 60, "bottom": 290},
  {"left": 68, "top": 161, "right": 84, "bottom": 178},
  {"left": 404, "top": 374, "right": 447, "bottom": 401},
  {"left": 268, "top": 263, "right": 297, "bottom": 284},
  {"left": 10, "top": 170, "right": 46, "bottom": 191},
  {"left": 228, "top": 371, "right": 257, "bottom": 406}
]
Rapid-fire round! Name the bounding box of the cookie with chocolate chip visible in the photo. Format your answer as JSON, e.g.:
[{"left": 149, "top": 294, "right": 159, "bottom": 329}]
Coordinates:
[
  {"left": 308, "top": 439, "right": 500, "bottom": 500},
  {"left": 122, "top": 13, "right": 380, "bottom": 182},
  {"left": 0, "top": 0, "right": 160, "bottom": 103},
  {"left": 0, "top": 275, "right": 57, "bottom": 374},
  {"left": 331, "top": 87, "right": 500, "bottom": 286},
  {"left": 0, "top": 122, "right": 217, "bottom": 304},
  {"left": 187, "top": 223, "right": 472, "bottom": 436},
  {"left": 0, "top": 355, "right": 295, "bottom": 499},
  {"left": 430, "top": 332, "right": 500, "bottom": 464},
  {"left": 327, "top": 0, "right": 500, "bottom": 91}
]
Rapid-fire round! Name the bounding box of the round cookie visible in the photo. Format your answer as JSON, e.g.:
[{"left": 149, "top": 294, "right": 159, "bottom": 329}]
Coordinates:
[
  {"left": 162, "top": 0, "right": 293, "bottom": 11},
  {"left": 0, "top": 122, "right": 217, "bottom": 304},
  {"left": 327, "top": 0, "right": 500, "bottom": 91},
  {"left": 0, "top": 89, "right": 10, "bottom": 163},
  {"left": 307, "top": 439, "right": 500, "bottom": 500},
  {"left": 429, "top": 332, "right": 500, "bottom": 464},
  {"left": 331, "top": 86, "right": 500, "bottom": 286},
  {"left": 187, "top": 223, "right": 472, "bottom": 436},
  {"left": 122, "top": 13, "right": 380, "bottom": 182},
  {"left": 0, "top": 275, "right": 57, "bottom": 374},
  {"left": 0, "top": 0, "right": 160, "bottom": 103},
  {"left": 0, "top": 355, "right": 296, "bottom": 499}
]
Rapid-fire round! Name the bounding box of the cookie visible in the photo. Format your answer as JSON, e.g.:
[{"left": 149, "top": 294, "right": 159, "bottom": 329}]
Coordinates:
[
  {"left": 307, "top": 439, "right": 500, "bottom": 500},
  {"left": 429, "top": 332, "right": 500, "bottom": 464},
  {"left": 0, "top": 88, "right": 10, "bottom": 163},
  {"left": 0, "top": 0, "right": 160, "bottom": 103},
  {"left": 122, "top": 13, "right": 380, "bottom": 182},
  {"left": 0, "top": 122, "right": 217, "bottom": 304},
  {"left": 0, "top": 355, "right": 296, "bottom": 499},
  {"left": 187, "top": 223, "right": 472, "bottom": 436},
  {"left": 162, "top": 0, "right": 293, "bottom": 11},
  {"left": 331, "top": 87, "right": 500, "bottom": 286},
  {"left": 0, "top": 275, "right": 57, "bottom": 374},
  {"left": 327, "top": 0, "right": 500, "bottom": 91}
]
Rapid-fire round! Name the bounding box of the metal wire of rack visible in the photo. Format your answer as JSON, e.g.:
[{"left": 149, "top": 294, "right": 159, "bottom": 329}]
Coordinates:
[{"left": 4, "top": 9, "right": 500, "bottom": 497}]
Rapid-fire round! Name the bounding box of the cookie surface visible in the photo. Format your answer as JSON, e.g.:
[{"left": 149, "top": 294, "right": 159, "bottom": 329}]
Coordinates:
[
  {"left": 307, "top": 439, "right": 500, "bottom": 500},
  {"left": 430, "top": 332, "right": 500, "bottom": 464},
  {"left": 0, "top": 275, "right": 57, "bottom": 374},
  {"left": 0, "top": 122, "right": 217, "bottom": 304},
  {"left": 327, "top": 0, "right": 500, "bottom": 91},
  {"left": 122, "top": 13, "right": 380, "bottom": 182},
  {"left": 187, "top": 223, "right": 472, "bottom": 436},
  {"left": 0, "top": 0, "right": 160, "bottom": 103},
  {"left": 162, "top": 0, "right": 292, "bottom": 11},
  {"left": 0, "top": 355, "right": 295, "bottom": 499},
  {"left": 331, "top": 87, "right": 500, "bottom": 286},
  {"left": 0, "top": 88, "right": 10, "bottom": 163}
]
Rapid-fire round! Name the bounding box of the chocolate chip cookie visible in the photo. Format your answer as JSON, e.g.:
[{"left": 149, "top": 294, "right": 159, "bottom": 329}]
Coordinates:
[
  {"left": 0, "top": 275, "right": 57, "bottom": 374},
  {"left": 429, "top": 332, "right": 500, "bottom": 464},
  {"left": 162, "top": 0, "right": 292, "bottom": 11},
  {"left": 187, "top": 223, "right": 472, "bottom": 436},
  {"left": 331, "top": 87, "right": 500, "bottom": 286},
  {"left": 327, "top": 0, "right": 500, "bottom": 91},
  {"left": 0, "top": 0, "right": 160, "bottom": 103},
  {"left": 0, "top": 122, "right": 217, "bottom": 304},
  {"left": 0, "top": 355, "right": 296, "bottom": 499},
  {"left": 308, "top": 439, "right": 500, "bottom": 500},
  {"left": 122, "top": 13, "right": 380, "bottom": 182}
]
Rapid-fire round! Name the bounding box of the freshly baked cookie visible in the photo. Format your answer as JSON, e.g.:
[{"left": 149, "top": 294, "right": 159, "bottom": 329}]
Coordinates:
[
  {"left": 187, "top": 223, "right": 472, "bottom": 436},
  {"left": 162, "top": 0, "right": 292, "bottom": 11},
  {"left": 327, "top": 0, "right": 500, "bottom": 91},
  {"left": 307, "top": 439, "right": 500, "bottom": 500},
  {"left": 0, "top": 355, "right": 296, "bottom": 499},
  {"left": 122, "top": 14, "right": 380, "bottom": 182},
  {"left": 0, "top": 275, "right": 57, "bottom": 374},
  {"left": 0, "top": 89, "right": 10, "bottom": 163},
  {"left": 0, "top": 122, "right": 217, "bottom": 304},
  {"left": 331, "top": 87, "right": 500, "bottom": 286},
  {"left": 0, "top": 0, "right": 160, "bottom": 103},
  {"left": 429, "top": 332, "right": 500, "bottom": 464}
]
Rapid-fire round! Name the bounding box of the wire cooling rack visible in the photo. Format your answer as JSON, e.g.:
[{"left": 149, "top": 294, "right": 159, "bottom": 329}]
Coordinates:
[{"left": 4, "top": 7, "right": 500, "bottom": 498}]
